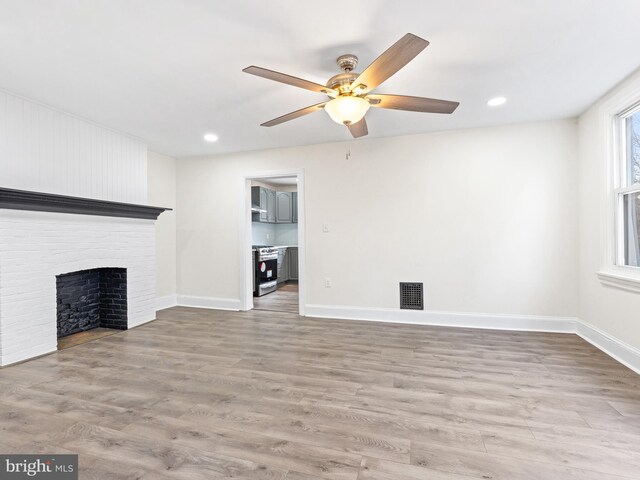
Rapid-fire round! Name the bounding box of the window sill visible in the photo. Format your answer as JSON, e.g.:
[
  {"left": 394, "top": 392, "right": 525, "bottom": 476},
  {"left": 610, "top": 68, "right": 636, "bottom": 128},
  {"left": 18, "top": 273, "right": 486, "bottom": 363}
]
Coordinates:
[{"left": 597, "top": 270, "right": 640, "bottom": 294}]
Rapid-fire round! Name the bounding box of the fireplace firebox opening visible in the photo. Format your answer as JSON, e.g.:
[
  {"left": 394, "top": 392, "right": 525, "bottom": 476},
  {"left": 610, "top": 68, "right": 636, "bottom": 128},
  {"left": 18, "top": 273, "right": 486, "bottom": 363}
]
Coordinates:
[{"left": 56, "top": 267, "right": 128, "bottom": 340}]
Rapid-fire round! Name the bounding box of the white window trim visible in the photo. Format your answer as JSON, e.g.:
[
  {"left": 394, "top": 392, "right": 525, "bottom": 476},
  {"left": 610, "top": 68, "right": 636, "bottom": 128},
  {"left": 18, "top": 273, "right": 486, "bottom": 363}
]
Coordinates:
[
  {"left": 598, "top": 82, "right": 640, "bottom": 293},
  {"left": 597, "top": 270, "right": 640, "bottom": 293}
]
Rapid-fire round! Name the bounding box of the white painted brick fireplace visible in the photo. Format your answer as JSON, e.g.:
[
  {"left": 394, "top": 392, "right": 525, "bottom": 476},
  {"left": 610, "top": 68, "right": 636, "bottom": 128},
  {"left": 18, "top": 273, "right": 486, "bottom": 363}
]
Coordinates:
[
  {"left": 0, "top": 89, "right": 168, "bottom": 367},
  {"left": 0, "top": 209, "right": 157, "bottom": 366}
]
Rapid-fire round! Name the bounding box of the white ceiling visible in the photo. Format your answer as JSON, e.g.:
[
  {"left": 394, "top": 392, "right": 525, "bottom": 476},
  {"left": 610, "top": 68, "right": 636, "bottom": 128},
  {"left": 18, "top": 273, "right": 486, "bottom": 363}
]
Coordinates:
[{"left": 2, "top": 0, "right": 640, "bottom": 157}]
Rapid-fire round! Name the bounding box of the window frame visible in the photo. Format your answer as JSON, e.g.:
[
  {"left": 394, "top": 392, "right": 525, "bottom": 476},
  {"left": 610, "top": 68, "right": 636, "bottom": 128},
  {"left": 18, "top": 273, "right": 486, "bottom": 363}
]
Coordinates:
[
  {"left": 598, "top": 88, "right": 640, "bottom": 293},
  {"left": 613, "top": 103, "right": 640, "bottom": 267}
]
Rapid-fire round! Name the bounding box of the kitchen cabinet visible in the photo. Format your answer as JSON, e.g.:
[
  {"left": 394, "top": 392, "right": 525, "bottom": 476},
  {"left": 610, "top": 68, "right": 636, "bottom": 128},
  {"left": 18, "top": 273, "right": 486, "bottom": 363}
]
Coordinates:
[
  {"left": 276, "top": 247, "right": 289, "bottom": 284},
  {"left": 251, "top": 186, "right": 276, "bottom": 223},
  {"left": 259, "top": 188, "right": 268, "bottom": 222},
  {"left": 251, "top": 186, "right": 297, "bottom": 224},
  {"left": 266, "top": 189, "right": 276, "bottom": 223},
  {"left": 276, "top": 192, "right": 293, "bottom": 223},
  {"left": 292, "top": 192, "right": 298, "bottom": 223},
  {"left": 252, "top": 249, "right": 256, "bottom": 293},
  {"left": 288, "top": 247, "right": 298, "bottom": 280}
]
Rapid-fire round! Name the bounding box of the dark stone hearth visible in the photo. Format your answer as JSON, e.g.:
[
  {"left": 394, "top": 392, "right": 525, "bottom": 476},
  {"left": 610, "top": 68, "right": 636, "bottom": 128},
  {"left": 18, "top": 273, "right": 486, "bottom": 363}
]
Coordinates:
[{"left": 56, "top": 268, "right": 128, "bottom": 338}]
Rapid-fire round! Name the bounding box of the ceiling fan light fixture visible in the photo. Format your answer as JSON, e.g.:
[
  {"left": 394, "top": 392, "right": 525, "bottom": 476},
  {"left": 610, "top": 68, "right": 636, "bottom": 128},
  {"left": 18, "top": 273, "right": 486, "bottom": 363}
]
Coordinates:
[
  {"left": 324, "top": 96, "right": 370, "bottom": 125},
  {"left": 243, "top": 33, "right": 459, "bottom": 138}
]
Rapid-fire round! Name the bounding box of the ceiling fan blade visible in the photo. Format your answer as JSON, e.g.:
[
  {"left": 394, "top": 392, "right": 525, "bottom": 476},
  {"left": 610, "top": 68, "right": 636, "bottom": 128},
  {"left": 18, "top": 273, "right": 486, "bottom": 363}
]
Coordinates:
[
  {"left": 243, "top": 66, "right": 338, "bottom": 96},
  {"left": 261, "top": 102, "right": 327, "bottom": 127},
  {"left": 367, "top": 94, "right": 459, "bottom": 114},
  {"left": 349, "top": 33, "right": 429, "bottom": 94},
  {"left": 347, "top": 118, "right": 368, "bottom": 138}
]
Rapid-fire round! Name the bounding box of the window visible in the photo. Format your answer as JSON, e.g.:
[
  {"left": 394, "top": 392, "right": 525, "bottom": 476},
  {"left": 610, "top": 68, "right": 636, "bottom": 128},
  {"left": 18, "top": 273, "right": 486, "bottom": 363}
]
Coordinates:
[
  {"left": 597, "top": 85, "right": 640, "bottom": 292},
  {"left": 615, "top": 105, "right": 640, "bottom": 268}
]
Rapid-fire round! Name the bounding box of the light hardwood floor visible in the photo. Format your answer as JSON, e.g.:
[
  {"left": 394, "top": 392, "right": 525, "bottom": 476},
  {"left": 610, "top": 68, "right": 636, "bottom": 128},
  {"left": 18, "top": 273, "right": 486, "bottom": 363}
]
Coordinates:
[
  {"left": 253, "top": 282, "right": 299, "bottom": 314},
  {"left": 1, "top": 307, "right": 639, "bottom": 479}
]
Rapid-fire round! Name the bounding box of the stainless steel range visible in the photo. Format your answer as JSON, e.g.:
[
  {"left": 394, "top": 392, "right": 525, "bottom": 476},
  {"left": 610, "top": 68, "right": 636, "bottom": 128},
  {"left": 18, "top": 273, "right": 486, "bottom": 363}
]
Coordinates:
[{"left": 253, "top": 246, "right": 278, "bottom": 296}]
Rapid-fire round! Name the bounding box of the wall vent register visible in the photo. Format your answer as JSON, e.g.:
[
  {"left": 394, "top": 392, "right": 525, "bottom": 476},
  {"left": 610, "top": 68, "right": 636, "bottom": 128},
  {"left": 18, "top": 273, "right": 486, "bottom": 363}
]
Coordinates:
[{"left": 399, "top": 282, "right": 424, "bottom": 310}]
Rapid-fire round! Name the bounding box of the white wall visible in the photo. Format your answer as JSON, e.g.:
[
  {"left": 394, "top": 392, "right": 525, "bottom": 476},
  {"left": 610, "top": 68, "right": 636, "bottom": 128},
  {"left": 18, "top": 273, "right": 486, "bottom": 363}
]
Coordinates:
[
  {"left": 0, "top": 89, "right": 147, "bottom": 203},
  {"left": 147, "top": 151, "right": 177, "bottom": 306},
  {"left": 177, "top": 119, "right": 578, "bottom": 319},
  {"left": 578, "top": 69, "right": 640, "bottom": 350}
]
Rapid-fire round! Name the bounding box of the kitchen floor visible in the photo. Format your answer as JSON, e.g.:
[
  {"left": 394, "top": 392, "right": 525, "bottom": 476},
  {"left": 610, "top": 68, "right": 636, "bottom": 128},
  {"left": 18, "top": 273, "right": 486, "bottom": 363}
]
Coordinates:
[
  {"left": 1, "top": 307, "right": 639, "bottom": 479},
  {"left": 253, "top": 282, "right": 298, "bottom": 314}
]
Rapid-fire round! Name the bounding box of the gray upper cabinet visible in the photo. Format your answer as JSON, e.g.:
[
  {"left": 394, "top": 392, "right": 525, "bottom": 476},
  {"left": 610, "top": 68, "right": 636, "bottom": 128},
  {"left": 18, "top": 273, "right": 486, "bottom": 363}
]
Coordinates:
[
  {"left": 266, "top": 189, "right": 276, "bottom": 223},
  {"left": 259, "top": 188, "right": 268, "bottom": 222},
  {"left": 251, "top": 186, "right": 297, "bottom": 224},
  {"left": 276, "top": 192, "right": 293, "bottom": 223},
  {"left": 292, "top": 192, "right": 298, "bottom": 224},
  {"left": 251, "top": 186, "right": 271, "bottom": 223}
]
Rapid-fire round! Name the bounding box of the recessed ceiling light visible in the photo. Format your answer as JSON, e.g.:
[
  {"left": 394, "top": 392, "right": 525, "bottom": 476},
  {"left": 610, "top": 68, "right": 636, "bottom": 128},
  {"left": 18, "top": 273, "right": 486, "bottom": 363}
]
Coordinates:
[
  {"left": 487, "top": 96, "right": 507, "bottom": 107},
  {"left": 203, "top": 133, "right": 218, "bottom": 142}
]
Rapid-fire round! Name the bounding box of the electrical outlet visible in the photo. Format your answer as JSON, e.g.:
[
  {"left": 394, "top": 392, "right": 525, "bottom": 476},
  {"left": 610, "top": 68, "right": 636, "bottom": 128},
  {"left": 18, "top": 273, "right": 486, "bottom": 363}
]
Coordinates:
[
  {"left": 322, "top": 223, "right": 329, "bottom": 233},
  {"left": 324, "top": 277, "right": 332, "bottom": 288}
]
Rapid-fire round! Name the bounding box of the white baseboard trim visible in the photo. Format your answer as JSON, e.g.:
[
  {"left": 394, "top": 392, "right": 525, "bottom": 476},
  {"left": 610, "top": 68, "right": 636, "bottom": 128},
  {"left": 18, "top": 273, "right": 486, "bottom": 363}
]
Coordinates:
[
  {"left": 176, "top": 295, "right": 241, "bottom": 311},
  {"left": 576, "top": 319, "right": 640, "bottom": 375},
  {"left": 156, "top": 294, "right": 178, "bottom": 311},
  {"left": 304, "top": 304, "right": 576, "bottom": 333}
]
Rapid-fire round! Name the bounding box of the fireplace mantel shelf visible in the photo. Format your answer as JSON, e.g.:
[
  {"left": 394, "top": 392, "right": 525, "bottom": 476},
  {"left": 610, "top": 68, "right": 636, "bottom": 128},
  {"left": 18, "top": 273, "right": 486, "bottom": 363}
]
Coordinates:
[{"left": 0, "top": 187, "right": 171, "bottom": 220}]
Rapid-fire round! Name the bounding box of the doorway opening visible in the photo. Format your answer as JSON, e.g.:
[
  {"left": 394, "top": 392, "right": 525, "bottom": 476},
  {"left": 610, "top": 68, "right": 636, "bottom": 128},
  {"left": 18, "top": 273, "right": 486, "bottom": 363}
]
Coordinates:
[{"left": 240, "top": 170, "right": 305, "bottom": 315}]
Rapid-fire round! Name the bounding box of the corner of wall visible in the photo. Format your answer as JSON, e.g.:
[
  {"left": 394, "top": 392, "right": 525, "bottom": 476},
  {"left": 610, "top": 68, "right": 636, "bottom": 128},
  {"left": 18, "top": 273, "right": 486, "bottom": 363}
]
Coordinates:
[{"left": 147, "top": 151, "right": 178, "bottom": 311}]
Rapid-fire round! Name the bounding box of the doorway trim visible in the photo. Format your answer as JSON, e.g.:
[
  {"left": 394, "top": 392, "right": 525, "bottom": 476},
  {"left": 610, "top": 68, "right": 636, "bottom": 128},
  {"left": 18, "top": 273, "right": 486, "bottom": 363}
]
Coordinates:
[{"left": 239, "top": 168, "right": 306, "bottom": 315}]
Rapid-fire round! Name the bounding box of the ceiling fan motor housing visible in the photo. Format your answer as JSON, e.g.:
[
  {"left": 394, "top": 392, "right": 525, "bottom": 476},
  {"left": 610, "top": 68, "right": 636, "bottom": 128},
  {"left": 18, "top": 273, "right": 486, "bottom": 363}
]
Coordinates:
[
  {"left": 336, "top": 54, "right": 358, "bottom": 72},
  {"left": 326, "top": 72, "right": 359, "bottom": 93},
  {"left": 326, "top": 54, "right": 360, "bottom": 94}
]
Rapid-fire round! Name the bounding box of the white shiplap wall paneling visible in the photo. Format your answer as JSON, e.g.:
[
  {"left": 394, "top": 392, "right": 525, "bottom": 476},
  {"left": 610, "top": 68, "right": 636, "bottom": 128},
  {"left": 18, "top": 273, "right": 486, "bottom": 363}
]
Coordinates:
[{"left": 0, "top": 89, "right": 147, "bottom": 204}]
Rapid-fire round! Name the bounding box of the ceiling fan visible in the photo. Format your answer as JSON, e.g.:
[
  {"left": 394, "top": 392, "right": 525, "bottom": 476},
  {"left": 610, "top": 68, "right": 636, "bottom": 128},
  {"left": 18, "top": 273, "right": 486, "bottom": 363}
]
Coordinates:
[{"left": 243, "top": 33, "right": 459, "bottom": 138}]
